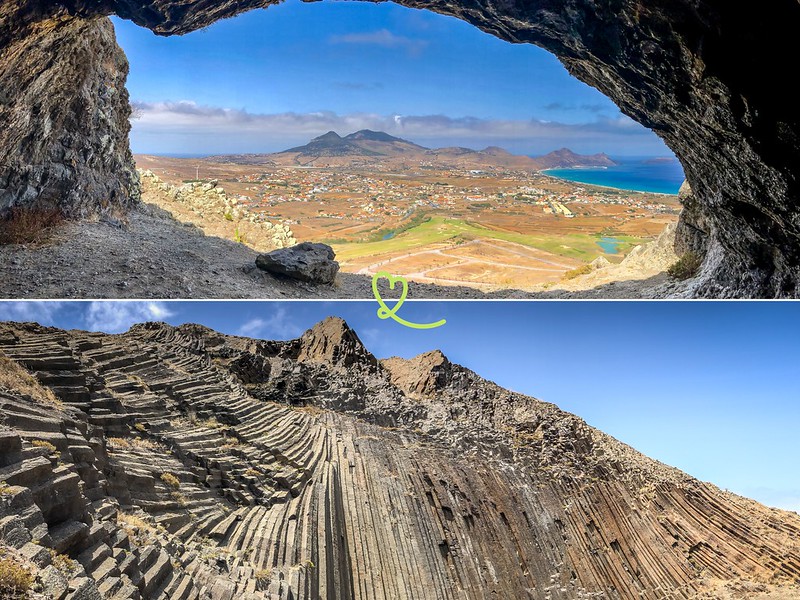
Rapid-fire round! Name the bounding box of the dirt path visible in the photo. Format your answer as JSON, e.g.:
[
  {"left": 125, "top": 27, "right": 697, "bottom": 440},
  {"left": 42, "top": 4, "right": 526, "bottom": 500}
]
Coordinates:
[{"left": 354, "top": 238, "right": 573, "bottom": 288}]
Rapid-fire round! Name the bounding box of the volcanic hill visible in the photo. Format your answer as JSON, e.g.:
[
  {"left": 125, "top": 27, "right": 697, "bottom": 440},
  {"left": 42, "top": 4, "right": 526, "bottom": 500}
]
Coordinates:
[
  {"left": 208, "top": 130, "right": 618, "bottom": 170},
  {"left": 0, "top": 318, "right": 798, "bottom": 599}
]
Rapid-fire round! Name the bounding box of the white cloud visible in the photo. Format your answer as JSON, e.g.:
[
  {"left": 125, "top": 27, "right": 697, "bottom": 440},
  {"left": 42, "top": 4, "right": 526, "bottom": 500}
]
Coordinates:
[
  {"left": 84, "top": 301, "right": 175, "bottom": 334},
  {"left": 0, "top": 302, "right": 65, "bottom": 325},
  {"left": 329, "top": 29, "right": 429, "bottom": 57},
  {"left": 130, "top": 102, "right": 669, "bottom": 156},
  {"left": 237, "top": 307, "right": 302, "bottom": 340}
]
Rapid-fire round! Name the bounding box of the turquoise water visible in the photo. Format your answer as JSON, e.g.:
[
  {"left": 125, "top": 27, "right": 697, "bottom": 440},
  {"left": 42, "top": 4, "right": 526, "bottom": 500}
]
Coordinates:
[
  {"left": 382, "top": 232, "right": 396, "bottom": 240},
  {"left": 596, "top": 237, "right": 623, "bottom": 254},
  {"left": 542, "top": 157, "right": 684, "bottom": 195}
]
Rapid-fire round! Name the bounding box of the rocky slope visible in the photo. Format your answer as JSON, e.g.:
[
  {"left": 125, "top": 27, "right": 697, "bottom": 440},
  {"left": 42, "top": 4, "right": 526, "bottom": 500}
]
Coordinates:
[
  {"left": 0, "top": 318, "right": 798, "bottom": 599},
  {"left": 549, "top": 222, "right": 680, "bottom": 293},
  {"left": 138, "top": 170, "right": 296, "bottom": 252}
]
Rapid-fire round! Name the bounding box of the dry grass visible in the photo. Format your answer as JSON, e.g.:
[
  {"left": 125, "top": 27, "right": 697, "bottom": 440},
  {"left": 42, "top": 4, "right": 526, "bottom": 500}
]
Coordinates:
[
  {"left": 0, "top": 354, "right": 61, "bottom": 407},
  {"left": 254, "top": 569, "right": 272, "bottom": 591},
  {"left": 219, "top": 437, "right": 241, "bottom": 449},
  {"left": 31, "top": 440, "right": 57, "bottom": 454},
  {"left": 160, "top": 472, "right": 181, "bottom": 489},
  {"left": 117, "top": 512, "right": 153, "bottom": 532},
  {"left": 0, "top": 556, "right": 33, "bottom": 598},
  {"left": 107, "top": 437, "right": 158, "bottom": 450},
  {"left": 48, "top": 550, "right": 75, "bottom": 576},
  {"left": 201, "top": 417, "right": 226, "bottom": 430},
  {"left": 132, "top": 437, "right": 157, "bottom": 449},
  {"left": 170, "top": 491, "right": 188, "bottom": 507},
  {"left": 117, "top": 512, "right": 157, "bottom": 547},
  {"left": 0, "top": 206, "right": 65, "bottom": 245},
  {"left": 562, "top": 263, "right": 594, "bottom": 280},
  {"left": 294, "top": 404, "right": 323, "bottom": 416}
]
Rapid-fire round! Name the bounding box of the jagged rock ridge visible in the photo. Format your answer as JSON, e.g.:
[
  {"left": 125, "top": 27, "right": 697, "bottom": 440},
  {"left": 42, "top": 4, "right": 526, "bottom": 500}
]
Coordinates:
[{"left": 0, "top": 318, "right": 799, "bottom": 599}]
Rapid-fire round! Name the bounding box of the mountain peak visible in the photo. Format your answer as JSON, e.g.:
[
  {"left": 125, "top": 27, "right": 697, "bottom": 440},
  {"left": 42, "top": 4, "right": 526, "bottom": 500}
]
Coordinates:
[
  {"left": 480, "top": 146, "right": 511, "bottom": 156},
  {"left": 313, "top": 131, "right": 342, "bottom": 141},
  {"left": 297, "top": 317, "right": 378, "bottom": 369},
  {"left": 344, "top": 129, "right": 401, "bottom": 142},
  {"left": 282, "top": 129, "right": 428, "bottom": 156},
  {"left": 533, "top": 148, "right": 618, "bottom": 169}
]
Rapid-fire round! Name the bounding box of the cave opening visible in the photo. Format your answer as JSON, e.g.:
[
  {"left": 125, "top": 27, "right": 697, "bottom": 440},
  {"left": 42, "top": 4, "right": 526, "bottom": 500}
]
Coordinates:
[
  {"left": 113, "top": 0, "right": 685, "bottom": 292},
  {"left": 2, "top": 1, "right": 799, "bottom": 297}
]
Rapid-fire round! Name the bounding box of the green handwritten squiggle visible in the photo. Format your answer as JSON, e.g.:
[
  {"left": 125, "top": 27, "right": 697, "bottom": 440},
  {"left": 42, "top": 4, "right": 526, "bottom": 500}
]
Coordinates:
[{"left": 371, "top": 272, "right": 446, "bottom": 330}]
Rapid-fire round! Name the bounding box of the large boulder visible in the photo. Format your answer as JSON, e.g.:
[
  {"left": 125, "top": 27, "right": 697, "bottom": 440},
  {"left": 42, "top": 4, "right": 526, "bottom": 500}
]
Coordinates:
[{"left": 255, "top": 242, "right": 339, "bottom": 284}]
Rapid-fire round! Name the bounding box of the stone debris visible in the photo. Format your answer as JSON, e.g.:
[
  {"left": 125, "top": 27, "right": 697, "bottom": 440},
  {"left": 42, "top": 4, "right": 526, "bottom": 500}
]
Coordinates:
[
  {"left": 255, "top": 242, "right": 340, "bottom": 284},
  {"left": 0, "top": 319, "right": 798, "bottom": 599}
]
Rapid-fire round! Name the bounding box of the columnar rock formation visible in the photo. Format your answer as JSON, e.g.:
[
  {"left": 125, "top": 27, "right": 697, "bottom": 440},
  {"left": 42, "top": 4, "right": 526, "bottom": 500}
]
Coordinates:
[
  {"left": 1, "top": 318, "right": 799, "bottom": 599},
  {"left": 1, "top": 2, "right": 800, "bottom": 295}
]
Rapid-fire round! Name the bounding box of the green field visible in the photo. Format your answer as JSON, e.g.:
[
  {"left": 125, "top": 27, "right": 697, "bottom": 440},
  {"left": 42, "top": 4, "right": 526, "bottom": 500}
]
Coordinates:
[{"left": 329, "top": 216, "right": 645, "bottom": 263}]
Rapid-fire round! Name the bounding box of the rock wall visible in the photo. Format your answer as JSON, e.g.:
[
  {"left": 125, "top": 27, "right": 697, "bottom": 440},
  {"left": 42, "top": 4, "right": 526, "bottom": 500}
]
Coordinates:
[
  {"left": 139, "top": 170, "right": 297, "bottom": 251},
  {"left": 1, "top": 1, "right": 799, "bottom": 294},
  {"left": 0, "top": 15, "right": 139, "bottom": 218},
  {"left": 1, "top": 319, "right": 799, "bottom": 599}
]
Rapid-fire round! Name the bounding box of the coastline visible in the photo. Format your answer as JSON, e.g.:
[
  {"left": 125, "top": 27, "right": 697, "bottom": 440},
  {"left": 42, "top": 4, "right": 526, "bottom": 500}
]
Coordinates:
[{"left": 541, "top": 166, "right": 682, "bottom": 196}]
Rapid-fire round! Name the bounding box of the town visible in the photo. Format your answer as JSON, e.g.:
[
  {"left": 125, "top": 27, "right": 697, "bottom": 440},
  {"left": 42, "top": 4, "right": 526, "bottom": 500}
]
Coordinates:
[{"left": 134, "top": 155, "right": 681, "bottom": 290}]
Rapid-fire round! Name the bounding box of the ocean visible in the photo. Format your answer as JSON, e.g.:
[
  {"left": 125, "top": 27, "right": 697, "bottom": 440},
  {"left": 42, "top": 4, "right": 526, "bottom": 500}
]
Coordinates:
[{"left": 542, "top": 157, "right": 685, "bottom": 195}]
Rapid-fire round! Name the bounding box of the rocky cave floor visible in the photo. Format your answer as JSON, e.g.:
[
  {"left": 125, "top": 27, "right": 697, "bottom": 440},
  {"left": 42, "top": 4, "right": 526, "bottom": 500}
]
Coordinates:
[{"left": 0, "top": 204, "right": 683, "bottom": 300}]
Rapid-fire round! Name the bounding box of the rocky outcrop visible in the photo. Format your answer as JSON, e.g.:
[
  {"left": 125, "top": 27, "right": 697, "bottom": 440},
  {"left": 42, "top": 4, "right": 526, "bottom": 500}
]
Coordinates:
[
  {"left": 295, "top": 317, "right": 378, "bottom": 370},
  {"left": 1, "top": 319, "right": 799, "bottom": 599},
  {"left": 553, "top": 222, "right": 679, "bottom": 291},
  {"left": 255, "top": 242, "right": 339, "bottom": 284},
  {"left": 139, "top": 170, "right": 296, "bottom": 251},
  {"left": 0, "top": 15, "right": 139, "bottom": 218},
  {"left": 2, "top": 2, "right": 800, "bottom": 295}
]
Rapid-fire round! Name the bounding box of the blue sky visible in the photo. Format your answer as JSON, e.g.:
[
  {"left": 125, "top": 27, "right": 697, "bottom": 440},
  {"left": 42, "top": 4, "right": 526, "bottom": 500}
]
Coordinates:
[
  {"left": 114, "top": 1, "right": 673, "bottom": 156},
  {"left": 1, "top": 300, "right": 798, "bottom": 513}
]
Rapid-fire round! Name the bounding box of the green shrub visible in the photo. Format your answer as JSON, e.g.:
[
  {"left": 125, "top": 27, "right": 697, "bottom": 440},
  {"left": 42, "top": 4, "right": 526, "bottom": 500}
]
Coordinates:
[{"left": 667, "top": 252, "right": 702, "bottom": 280}]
